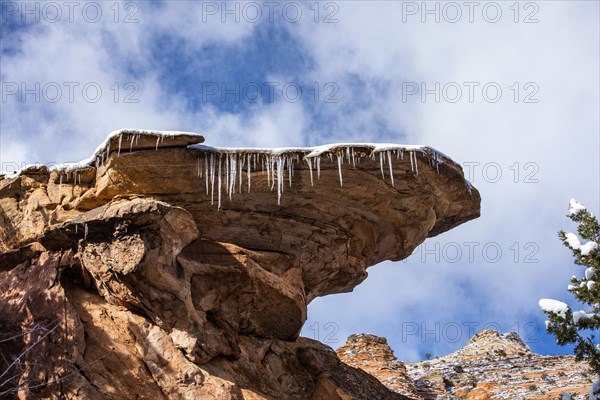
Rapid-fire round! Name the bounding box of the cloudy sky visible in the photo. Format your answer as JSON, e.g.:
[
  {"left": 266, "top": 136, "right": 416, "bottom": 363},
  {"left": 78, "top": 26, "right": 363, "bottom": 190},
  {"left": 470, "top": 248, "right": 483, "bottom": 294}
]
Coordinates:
[{"left": 1, "top": 1, "right": 598, "bottom": 361}]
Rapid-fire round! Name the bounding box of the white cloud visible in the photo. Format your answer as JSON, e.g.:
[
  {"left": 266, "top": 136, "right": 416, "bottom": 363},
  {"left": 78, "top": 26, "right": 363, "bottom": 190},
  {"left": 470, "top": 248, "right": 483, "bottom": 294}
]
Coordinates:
[
  {"left": 2, "top": 0, "right": 598, "bottom": 360},
  {"left": 298, "top": 1, "right": 599, "bottom": 358},
  {"left": 1, "top": 1, "right": 269, "bottom": 170}
]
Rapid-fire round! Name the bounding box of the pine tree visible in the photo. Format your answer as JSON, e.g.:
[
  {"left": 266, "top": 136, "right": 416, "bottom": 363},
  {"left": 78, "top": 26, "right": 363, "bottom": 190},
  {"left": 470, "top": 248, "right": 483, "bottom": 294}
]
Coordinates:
[{"left": 539, "top": 199, "right": 600, "bottom": 374}]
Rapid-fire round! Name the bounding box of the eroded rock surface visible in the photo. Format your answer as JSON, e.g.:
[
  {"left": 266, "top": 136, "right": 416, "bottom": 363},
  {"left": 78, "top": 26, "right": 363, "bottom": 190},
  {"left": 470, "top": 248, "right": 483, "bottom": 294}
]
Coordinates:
[
  {"left": 338, "top": 330, "right": 593, "bottom": 400},
  {"left": 0, "top": 131, "right": 479, "bottom": 399}
]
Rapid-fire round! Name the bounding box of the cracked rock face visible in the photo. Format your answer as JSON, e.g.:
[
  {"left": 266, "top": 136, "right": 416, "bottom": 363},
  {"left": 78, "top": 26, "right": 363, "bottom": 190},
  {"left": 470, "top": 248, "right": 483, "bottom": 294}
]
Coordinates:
[
  {"left": 338, "top": 330, "right": 593, "bottom": 400},
  {"left": 0, "top": 131, "right": 479, "bottom": 399}
]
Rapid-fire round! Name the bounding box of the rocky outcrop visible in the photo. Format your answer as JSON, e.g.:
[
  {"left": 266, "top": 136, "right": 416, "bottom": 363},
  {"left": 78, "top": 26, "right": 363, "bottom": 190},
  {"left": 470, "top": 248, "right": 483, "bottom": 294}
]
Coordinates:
[
  {"left": 337, "top": 330, "right": 593, "bottom": 400},
  {"left": 0, "top": 130, "right": 480, "bottom": 399}
]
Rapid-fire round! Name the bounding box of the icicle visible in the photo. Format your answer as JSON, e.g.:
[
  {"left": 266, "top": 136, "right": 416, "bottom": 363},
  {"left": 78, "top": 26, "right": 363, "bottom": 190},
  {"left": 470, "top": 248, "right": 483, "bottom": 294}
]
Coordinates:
[
  {"left": 107, "top": 140, "right": 111, "bottom": 157},
  {"left": 84, "top": 223, "right": 88, "bottom": 240},
  {"left": 337, "top": 153, "right": 343, "bottom": 187},
  {"left": 306, "top": 158, "right": 314, "bottom": 186},
  {"left": 218, "top": 154, "right": 222, "bottom": 209},
  {"left": 118, "top": 133, "right": 123, "bottom": 156},
  {"left": 400, "top": 149, "right": 404, "bottom": 160},
  {"left": 239, "top": 155, "right": 243, "bottom": 194},
  {"left": 316, "top": 157, "right": 321, "bottom": 180},
  {"left": 247, "top": 154, "right": 251, "bottom": 193},
  {"left": 197, "top": 158, "right": 201, "bottom": 177},
  {"left": 228, "top": 154, "right": 236, "bottom": 200},
  {"left": 130, "top": 135, "right": 134, "bottom": 152},
  {"left": 210, "top": 154, "right": 215, "bottom": 205},
  {"left": 387, "top": 150, "right": 394, "bottom": 186},
  {"left": 346, "top": 147, "right": 351, "bottom": 164},
  {"left": 78, "top": 173, "right": 81, "bottom": 185},
  {"left": 155, "top": 136, "right": 160, "bottom": 150},
  {"left": 135, "top": 134, "right": 139, "bottom": 144},
  {"left": 351, "top": 148, "right": 356, "bottom": 169},
  {"left": 288, "top": 156, "right": 293, "bottom": 187},
  {"left": 266, "top": 156, "right": 272, "bottom": 188},
  {"left": 59, "top": 174, "right": 63, "bottom": 199},
  {"left": 379, "top": 152, "right": 385, "bottom": 179},
  {"left": 431, "top": 151, "right": 441, "bottom": 174},
  {"left": 410, "top": 151, "right": 414, "bottom": 172},
  {"left": 276, "top": 156, "right": 284, "bottom": 205},
  {"left": 270, "top": 157, "right": 276, "bottom": 190},
  {"left": 414, "top": 152, "right": 419, "bottom": 175},
  {"left": 225, "top": 154, "right": 230, "bottom": 196},
  {"left": 75, "top": 224, "right": 78, "bottom": 234},
  {"left": 205, "top": 155, "right": 209, "bottom": 195}
]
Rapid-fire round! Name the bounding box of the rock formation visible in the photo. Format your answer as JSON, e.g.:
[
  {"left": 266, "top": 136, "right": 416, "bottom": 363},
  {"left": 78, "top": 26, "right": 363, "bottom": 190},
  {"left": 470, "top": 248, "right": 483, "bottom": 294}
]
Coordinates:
[
  {"left": 0, "top": 130, "right": 480, "bottom": 399},
  {"left": 337, "top": 330, "right": 593, "bottom": 400}
]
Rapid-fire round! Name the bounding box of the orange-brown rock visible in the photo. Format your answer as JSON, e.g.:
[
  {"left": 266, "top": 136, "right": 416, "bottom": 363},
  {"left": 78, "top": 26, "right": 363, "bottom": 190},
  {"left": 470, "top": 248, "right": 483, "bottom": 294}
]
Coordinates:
[
  {"left": 337, "top": 330, "right": 593, "bottom": 400},
  {"left": 0, "top": 130, "right": 480, "bottom": 399}
]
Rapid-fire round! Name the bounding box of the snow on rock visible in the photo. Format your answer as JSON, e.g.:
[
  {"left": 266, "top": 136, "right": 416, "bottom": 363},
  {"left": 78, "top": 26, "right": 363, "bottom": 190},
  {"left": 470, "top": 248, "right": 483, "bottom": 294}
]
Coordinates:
[
  {"left": 3, "top": 130, "right": 475, "bottom": 210},
  {"left": 565, "top": 232, "right": 582, "bottom": 249},
  {"left": 6, "top": 129, "right": 205, "bottom": 178},
  {"left": 581, "top": 241, "right": 599, "bottom": 256},
  {"left": 539, "top": 298, "right": 569, "bottom": 317},
  {"left": 569, "top": 198, "right": 587, "bottom": 215}
]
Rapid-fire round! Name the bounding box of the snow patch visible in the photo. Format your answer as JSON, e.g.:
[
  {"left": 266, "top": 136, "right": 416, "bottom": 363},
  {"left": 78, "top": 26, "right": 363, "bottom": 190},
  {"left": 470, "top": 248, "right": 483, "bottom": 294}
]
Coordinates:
[
  {"left": 581, "top": 241, "right": 599, "bottom": 256},
  {"left": 539, "top": 298, "right": 569, "bottom": 317},
  {"left": 573, "top": 310, "right": 595, "bottom": 324},
  {"left": 565, "top": 232, "right": 581, "bottom": 249},
  {"left": 568, "top": 198, "right": 586, "bottom": 215},
  {"left": 586, "top": 267, "right": 596, "bottom": 280},
  {"left": 588, "top": 281, "right": 596, "bottom": 290},
  {"left": 4, "top": 129, "right": 202, "bottom": 177}
]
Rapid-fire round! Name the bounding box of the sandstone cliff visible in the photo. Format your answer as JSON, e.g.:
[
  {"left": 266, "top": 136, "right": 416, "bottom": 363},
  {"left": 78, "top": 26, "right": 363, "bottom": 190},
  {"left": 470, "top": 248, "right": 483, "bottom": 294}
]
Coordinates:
[
  {"left": 337, "top": 330, "right": 592, "bottom": 399},
  {"left": 0, "top": 130, "right": 480, "bottom": 399}
]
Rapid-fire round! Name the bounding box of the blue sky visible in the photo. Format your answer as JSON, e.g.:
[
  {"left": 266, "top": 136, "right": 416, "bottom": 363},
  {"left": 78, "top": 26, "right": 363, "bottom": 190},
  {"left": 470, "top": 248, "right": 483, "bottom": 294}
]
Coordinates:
[{"left": 1, "top": 1, "right": 599, "bottom": 362}]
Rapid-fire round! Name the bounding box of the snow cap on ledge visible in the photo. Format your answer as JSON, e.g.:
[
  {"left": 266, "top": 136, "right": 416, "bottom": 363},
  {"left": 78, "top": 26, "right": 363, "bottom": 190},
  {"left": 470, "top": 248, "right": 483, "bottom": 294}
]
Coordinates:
[{"left": 3, "top": 129, "right": 475, "bottom": 208}]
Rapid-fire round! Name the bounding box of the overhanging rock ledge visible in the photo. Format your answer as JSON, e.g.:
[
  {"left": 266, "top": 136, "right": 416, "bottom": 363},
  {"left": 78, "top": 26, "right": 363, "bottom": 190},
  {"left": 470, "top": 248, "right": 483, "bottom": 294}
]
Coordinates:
[{"left": 0, "top": 130, "right": 480, "bottom": 400}]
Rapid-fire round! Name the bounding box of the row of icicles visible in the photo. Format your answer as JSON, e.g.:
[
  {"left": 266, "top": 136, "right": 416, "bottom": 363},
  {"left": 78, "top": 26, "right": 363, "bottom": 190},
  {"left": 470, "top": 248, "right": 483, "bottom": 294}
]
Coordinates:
[
  {"left": 57, "top": 134, "right": 445, "bottom": 208},
  {"left": 192, "top": 148, "right": 433, "bottom": 208}
]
